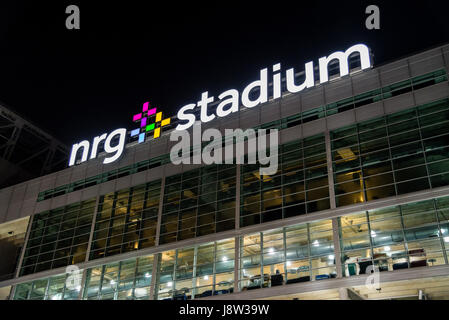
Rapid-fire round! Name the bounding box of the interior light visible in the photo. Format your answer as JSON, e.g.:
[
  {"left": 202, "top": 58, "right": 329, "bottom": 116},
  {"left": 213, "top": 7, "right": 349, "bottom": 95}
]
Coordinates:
[
  {"left": 222, "top": 256, "right": 228, "bottom": 262},
  {"left": 384, "top": 246, "right": 391, "bottom": 252},
  {"left": 268, "top": 248, "right": 275, "bottom": 254},
  {"left": 145, "top": 272, "right": 151, "bottom": 278},
  {"left": 286, "top": 261, "right": 292, "bottom": 267},
  {"left": 444, "top": 237, "right": 449, "bottom": 243},
  {"left": 51, "top": 293, "right": 62, "bottom": 300},
  {"left": 167, "top": 281, "right": 173, "bottom": 287},
  {"left": 441, "top": 229, "right": 447, "bottom": 234},
  {"left": 313, "top": 240, "right": 319, "bottom": 247},
  {"left": 134, "top": 288, "right": 147, "bottom": 297},
  {"left": 110, "top": 280, "right": 116, "bottom": 285},
  {"left": 328, "top": 255, "right": 335, "bottom": 260},
  {"left": 371, "top": 230, "right": 377, "bottom": 237},
  {"left": 203, "top": 275, "right": 209, "bottom": 280}
]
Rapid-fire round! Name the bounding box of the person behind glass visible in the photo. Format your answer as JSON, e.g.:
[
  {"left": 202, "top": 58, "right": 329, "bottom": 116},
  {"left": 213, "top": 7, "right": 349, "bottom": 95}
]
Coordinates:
[{"left": 271, "top": 269, "right": 284, "bottom": 287}]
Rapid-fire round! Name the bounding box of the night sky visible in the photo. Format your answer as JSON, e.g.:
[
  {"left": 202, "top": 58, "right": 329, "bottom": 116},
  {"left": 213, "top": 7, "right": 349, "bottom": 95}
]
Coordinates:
[{"left": 0, "top": 1, "right": 448, "bottom": 145}]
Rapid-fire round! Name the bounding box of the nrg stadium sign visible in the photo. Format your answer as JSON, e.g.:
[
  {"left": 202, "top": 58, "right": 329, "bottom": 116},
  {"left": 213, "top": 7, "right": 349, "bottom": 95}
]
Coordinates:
[{"left": 68, "top": 43, "right": 373, "bottom": 167}]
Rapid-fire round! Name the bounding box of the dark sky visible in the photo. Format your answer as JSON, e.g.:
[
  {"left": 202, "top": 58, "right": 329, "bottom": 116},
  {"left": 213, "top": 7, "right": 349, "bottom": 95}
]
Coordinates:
[{"left": 0, "top": 1, "right": 448, "bottom": 145}]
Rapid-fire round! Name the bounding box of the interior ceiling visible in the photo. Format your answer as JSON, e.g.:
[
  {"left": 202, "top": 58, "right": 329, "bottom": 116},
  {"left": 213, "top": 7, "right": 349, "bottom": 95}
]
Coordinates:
[{"left": 0, "top": 216, "right": 29, "bottom": 239}]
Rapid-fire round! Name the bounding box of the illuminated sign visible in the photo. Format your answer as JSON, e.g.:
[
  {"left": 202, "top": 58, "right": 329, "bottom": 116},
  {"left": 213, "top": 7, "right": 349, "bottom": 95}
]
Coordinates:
[
  {"left": 68, "top": 128, "right": 127, "bottom": 166},
  {"left": 130, "top": 102, "right": 171, "bottom": 143},
  {"left": 68, "top": 43, "right": 372, "bottom": 166},
  {"left": 175, "top": 43, "right": 372, "bottom": 131}
]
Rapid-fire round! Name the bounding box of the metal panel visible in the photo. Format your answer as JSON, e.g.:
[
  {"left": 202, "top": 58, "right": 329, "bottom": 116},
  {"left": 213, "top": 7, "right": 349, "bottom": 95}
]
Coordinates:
[
  {"left": 39, "top": 175, "right": 56, "bottom": 192},
  {"left": 302, "top": 118, "right": 326, "bottom": 138},
  {"left": 50, "top": 194, "right": 67, "bottom": 209},
  {"left": 280, "top": 94, "right": 300, "bottom": 118},
  {"left": 324, "top": 78, "right": 352, "bottom": 104},
  {"left": 6, "top": 202, "right": 22, "bottom": 221},
  {"left": 115, "top": 175, "right": 132, "bottom": 191},
  {"left": 260, "top": 101, "right": 281, "bottom": 123},
  {"left": 133, "top": 143, "right": 150, "bottom": 163},
  {"left": 355, "top": 101, "right": 384, "bottom": 122},
  {"left": 22, "top": 181, "right": 40, "bottom": 202},
  {"left": 352, "top": 69, "right": 381, "bottom": 95},
  {"left": 239, "top": 108, "right": 260, "bottom": 129},
  {"left": 301, "top": 87, "right": 325, "bottom": 112},
  {"left": 219, "top": 114, "right": 240, "bottom": 132},
  {"left": 409, "top": 49, "right": 445, "bottom": 77},
  {"left": 85, "top": 161, "right": 103, "bottom": 179},
  {"left": 0, "top": 188, "right": 12, "bottom": 223},
  {"left": 33, "top": 199, "right": 50, "bottom": 214},
  {"left": 130, "top": 171, "right": 147, "bottom": 187},
  {"left": 98, "top": 180, "right": 115, "bottom": 196},
  {"left": 9, "top": 185, "right": 26, "bottom": 206},
  {"left": 146, "top": 165, "right": 165, "bottom": 181},
  {"left": 70, "top": 165, "right": 87, "bottom": 182},
  {"left": 149, "top": 137, "right": 168, "bottom": 158},
  {"left": 66, "top": 190, "right": 82, "bottom": 204},
  {"left": 20, "top": 203, "right": 34, "bottom": 218},
  {"left": 99, "top": 154, "right": 121, "bottom": 171},
  {"left": 414, "top": 81, "right": 449, "bottom": 105},
  {"left": 326, "top": 110, "right": 356, "bottom": 131},
  {"left": 380, "top": 61, "right": 410, "bottom": 86},
  {"left": 162, "top": 163, "right": 182, "bottom": 177},
  {"left": 80, "top": 187, "right": 98, "bottom": 201},
  {"left": 384, "top": 92, "right": 415, "bottom": 115},
  {"left": 280, "top": 126, "right": 302, "bottom": 145},
  {"left": 54, "top": 172, "right": 71, "bottom": 188},
  {"left": 117, "top": 147, "right": 135, "bottom": 167}
]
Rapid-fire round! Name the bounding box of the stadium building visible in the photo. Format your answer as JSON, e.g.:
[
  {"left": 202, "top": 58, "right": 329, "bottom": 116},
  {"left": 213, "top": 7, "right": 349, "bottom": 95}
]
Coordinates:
[{"left": 1, "top": 43, "right": 449, "bottom": 300}]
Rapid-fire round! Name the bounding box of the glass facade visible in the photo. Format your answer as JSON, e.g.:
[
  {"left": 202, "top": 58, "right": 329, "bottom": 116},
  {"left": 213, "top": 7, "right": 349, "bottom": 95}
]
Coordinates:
[
  {"left": 16, "top": 98, "right": 449, "bottom": 278},
  {"left": 160, "top": 165, "right": 236, "bottom": 244},
  {"left": 90, "top": 180, "right": 161, "bottom": 260},
  {"left": 20, "top": 198, "right": 96, "bottom": 276},
  {"left": 13, "top": 194, "right": 449, "bottom": 300},
  {"left": 13, "top": 271, "right": 83, "bottom": 300},
  {"left": 332, "top": 98, "right": 449, "bottom": 207},
  {"left": 83, "top": 255, "right": 154, "bottom": 300},
  {"left": 240, "top": 134, "right": 330, "bottom": 227},
  {"left": 155, "top": 238, "right": 235, "bottom": 300},
  {"left": 239, "top": 220, "right": 335, "bottom": 291},
  {"left": 340, "top": 197, "right": 449, "bottom": 275}
]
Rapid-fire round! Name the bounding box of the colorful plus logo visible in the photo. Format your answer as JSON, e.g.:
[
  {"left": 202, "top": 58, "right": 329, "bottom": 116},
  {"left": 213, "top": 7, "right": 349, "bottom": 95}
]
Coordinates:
[{"left": 130, "top": 102, "right": 171, "bottom": 143}]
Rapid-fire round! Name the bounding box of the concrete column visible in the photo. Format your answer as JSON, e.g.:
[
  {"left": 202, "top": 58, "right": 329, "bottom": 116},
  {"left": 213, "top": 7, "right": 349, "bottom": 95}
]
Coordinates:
[
  {"left": 155, "top": 174, "right": 166, "bottom": 246},
  {"left": 324, "top": 131, "right": 336, "bottom": 209},
  {"left": 325, "top": 130, "right": 343, "bottom": 278},
  {"left": 235, "top": 164, "right": 241, "bottom": 229},
  {"left": 332, "top": 218, "right": 343, "bottom": 278},
  {"left": 234, "top": 237, "right": 240, "bottom": 293},
  {"left": 77, "top": 268, "right": 88, "bottom": 300},
  {"left": 85, "top": 196, "right": 101, "bottom": 262},
  {"left": 149, "top": 253, "right": 159, "bottom": 300},
  {"left": 339, "top": 287, "right": 349, "bottom": 300},
  {"left": 14, "top": 214, "right": 34, "bottom": 278}
]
